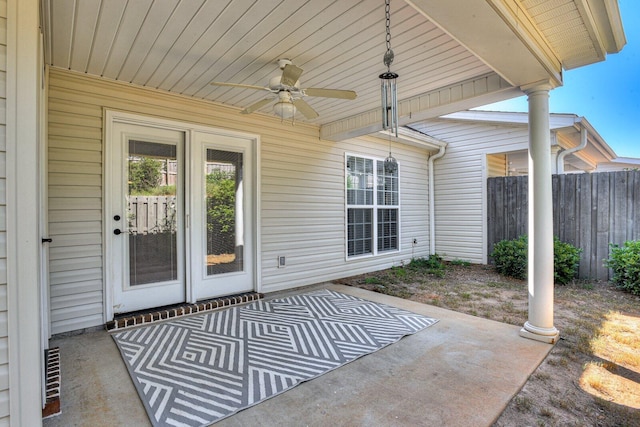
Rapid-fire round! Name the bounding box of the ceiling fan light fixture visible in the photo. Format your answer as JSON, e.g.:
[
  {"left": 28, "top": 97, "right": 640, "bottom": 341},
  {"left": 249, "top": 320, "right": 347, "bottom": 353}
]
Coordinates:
[{"left": 273, "top": 100, "right": 296, "bottom": 120}]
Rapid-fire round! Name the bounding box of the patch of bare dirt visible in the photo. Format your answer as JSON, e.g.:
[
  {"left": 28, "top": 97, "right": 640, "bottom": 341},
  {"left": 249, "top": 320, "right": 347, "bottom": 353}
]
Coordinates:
[{"left": 337, "top": 261, "right": 640, "bottom": 427}]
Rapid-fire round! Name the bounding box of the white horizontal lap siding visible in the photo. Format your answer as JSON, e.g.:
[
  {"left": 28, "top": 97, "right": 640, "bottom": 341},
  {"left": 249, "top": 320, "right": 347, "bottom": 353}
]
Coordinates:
[
  {"left": 426, "top": 118, "right": 529, "bottom": 264},
  {"left": 260, "top": 134, "right": 430, "bottom": 292},
  {"left": 48, "top": 88, "right": 103, "bottom": 334},
  {"left": 47, "top": 68, "right": 430, "bottom": 331},
  {"left": 0, "top": 1, "right": 8, "bottom": 420},
  {"left": 433, "top": 154, "right": 484, "bottom": 263}
]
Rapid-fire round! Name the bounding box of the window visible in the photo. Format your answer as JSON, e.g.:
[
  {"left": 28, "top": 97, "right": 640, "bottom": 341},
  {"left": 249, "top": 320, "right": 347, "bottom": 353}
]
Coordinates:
[{"left": 346, "top": 154, "right": 399, "bottom": 257}]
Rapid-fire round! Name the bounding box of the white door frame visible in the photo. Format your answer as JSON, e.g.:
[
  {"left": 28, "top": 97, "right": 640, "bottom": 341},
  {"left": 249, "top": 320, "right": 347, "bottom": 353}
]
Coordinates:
[
  {"left": 103, "top": 110, "right": 261, "bottom": 321},
  {"left": 39, "top": 42, "right": 51, "bottom": 407}
]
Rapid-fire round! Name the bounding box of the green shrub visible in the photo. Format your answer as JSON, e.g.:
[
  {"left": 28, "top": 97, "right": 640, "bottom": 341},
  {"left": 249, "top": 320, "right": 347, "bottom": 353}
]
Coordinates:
[
  {"left": 605, "top": 240, "right": 640, "bottom": 295},
  {"left": 491, "top": 235, "right": 582, "bottom": 285},
  {"left": 553, "top": 238, "right": 582, "bottom": 285},
  {"left": 129, "top": 157, "right": 162, "bottom": 194},
  {"left": 409, "top": 254, "right": 444, "bottom": 270},
  {"left": 408, "top": 254, "right": 446, "bottom": 277},
  {"left": 491, "top": 235, "right": 528, "bottom": 280}
]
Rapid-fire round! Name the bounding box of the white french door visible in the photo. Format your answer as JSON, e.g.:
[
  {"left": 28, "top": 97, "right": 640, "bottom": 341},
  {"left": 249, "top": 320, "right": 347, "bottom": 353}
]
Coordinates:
[
  {"left": 106, "top": 114, "right": 256, "bottom": 316},
  {"left": 190, "top": 132, "right": 254, "bottom": 300},
  {"left": 109, "top": 122, "right": 186, "bottom": 313}
]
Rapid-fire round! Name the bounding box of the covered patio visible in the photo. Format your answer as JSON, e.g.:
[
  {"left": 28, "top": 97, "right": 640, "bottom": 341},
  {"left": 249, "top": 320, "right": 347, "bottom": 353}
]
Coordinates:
[
  {"left": 3, "top": 1, "right": 626, "bottom": 425},
  {"left": 43, "top": 284, "right": 552, "bottom": 426}
]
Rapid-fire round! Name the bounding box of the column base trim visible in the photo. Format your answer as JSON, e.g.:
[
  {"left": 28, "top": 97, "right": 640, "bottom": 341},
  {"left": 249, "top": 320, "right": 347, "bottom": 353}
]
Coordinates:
[{"left": 520, "top": 322, "right": 559, "bottom": 344}]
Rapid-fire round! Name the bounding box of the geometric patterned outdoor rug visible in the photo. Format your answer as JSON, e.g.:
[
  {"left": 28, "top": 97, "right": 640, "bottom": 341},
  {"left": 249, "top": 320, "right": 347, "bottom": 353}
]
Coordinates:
[{"left": 112, "top": 289, "right": 438, "bottom": 427}]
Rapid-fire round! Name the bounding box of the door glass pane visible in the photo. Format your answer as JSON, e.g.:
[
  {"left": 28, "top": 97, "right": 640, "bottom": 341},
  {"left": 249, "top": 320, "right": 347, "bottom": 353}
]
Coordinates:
[
  {"left": 127, "top": 140, "right": 178, "bottom": 286},
  {"left": 206, "top": 149, "right": 244, "bottom": 275}
]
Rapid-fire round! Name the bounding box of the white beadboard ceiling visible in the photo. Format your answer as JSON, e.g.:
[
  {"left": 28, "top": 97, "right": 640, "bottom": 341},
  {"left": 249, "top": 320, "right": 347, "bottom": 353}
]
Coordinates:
[{"left": 41, "top": 0, "right": 624, "bottom": 136}]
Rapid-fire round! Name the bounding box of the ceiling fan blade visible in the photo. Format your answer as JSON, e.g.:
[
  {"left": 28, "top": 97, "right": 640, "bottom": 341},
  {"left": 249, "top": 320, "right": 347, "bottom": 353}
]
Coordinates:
[
  {"left": 292, "top": 99, "right": 319, "bottom": 119},
  {"left": 210, "top": 81, "right": 269, "bottom": 91},
  {"left": 304, "top": 88, "right": 357, "bottom": 100},
  {"left": 280, "top": 64, "right": 304, "bottom": 87},
  {"left": 241, "top": 98, "right": 274, "bottom": 114}
]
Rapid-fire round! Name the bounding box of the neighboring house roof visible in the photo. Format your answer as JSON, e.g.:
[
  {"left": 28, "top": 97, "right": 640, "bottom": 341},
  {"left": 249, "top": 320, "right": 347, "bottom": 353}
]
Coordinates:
[
  {"left": 429, "top": 110, "right": 635, "bottom": 173},
  {"left": 595, "top": 157, "right": 640, "bottom": 172},
  {"left": 41, "top": 0, "right": 625, "bottom": 142}
]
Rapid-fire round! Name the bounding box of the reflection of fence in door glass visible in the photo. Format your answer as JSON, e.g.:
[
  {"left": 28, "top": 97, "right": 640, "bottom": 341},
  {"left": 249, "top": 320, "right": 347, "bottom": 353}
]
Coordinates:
[{"left": 127, "top": 141, "right": 179, "bottom": 286}]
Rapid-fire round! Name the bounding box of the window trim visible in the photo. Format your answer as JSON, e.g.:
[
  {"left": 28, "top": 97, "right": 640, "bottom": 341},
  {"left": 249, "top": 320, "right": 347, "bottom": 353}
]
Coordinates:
[{"left": 344, "top": 152, "right": 401, "bottom": 260}]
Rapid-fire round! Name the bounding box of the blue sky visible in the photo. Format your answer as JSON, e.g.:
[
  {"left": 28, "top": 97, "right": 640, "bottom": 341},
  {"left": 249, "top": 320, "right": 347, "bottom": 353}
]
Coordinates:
[{"left": 479, "top": 0, "right": 639, "bottom": 158}]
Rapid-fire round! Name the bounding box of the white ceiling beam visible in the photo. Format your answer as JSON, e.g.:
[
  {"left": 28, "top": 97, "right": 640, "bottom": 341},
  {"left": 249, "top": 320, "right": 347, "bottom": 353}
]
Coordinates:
[
  {"left": 377, "top": 127, "right": 446, "bottom": 152},
  {"left": 405, "top": 0, "right": 562, "bottom": 88},
  {"left": 320, "top": 72, "right": 519, "bottom": 142}
]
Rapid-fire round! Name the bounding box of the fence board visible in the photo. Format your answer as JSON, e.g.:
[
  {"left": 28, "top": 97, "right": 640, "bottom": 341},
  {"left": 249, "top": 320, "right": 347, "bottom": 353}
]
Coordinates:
[
  {"left": 487, "top": 171, "right": 640, "bottom": 281},
  {"left": 595, "top": 173, "right": 611, "bottom": 279},
  {"left": 635, "top": 172, "right": 640, "bottom": 238},
  {"left": 517, "top": 174, "right": 528, "bottom": 239},
  {"left": 577, "top": 173, "right": 592, "bottom": 278}
]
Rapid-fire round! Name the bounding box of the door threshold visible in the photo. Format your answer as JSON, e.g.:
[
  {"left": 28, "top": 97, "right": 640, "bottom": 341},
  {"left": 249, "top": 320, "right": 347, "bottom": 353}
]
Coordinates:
[{"left": 105, "top": 291, "right": 264, "bottom": 332}]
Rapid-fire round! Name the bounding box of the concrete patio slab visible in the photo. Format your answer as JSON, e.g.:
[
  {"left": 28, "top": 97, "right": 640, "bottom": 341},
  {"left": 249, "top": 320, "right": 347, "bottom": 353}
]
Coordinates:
[{"left": 43, "top": 284, "right": 553, "bottom": 427}]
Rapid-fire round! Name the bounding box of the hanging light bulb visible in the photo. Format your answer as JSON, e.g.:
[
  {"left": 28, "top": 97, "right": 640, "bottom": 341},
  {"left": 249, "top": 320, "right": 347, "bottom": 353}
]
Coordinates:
[{"left": 380, "top": 0, "right": 398, "bottom": 139}]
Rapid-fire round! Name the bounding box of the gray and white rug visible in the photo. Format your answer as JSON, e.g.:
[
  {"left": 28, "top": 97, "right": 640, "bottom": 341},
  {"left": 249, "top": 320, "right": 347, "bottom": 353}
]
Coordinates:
[{"left": 112, "top": 289, "right": 438, "bottom": 426}]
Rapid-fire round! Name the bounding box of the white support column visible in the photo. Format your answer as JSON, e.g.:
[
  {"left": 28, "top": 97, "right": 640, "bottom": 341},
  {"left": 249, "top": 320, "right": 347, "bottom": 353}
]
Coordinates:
[{"left": 520, "top": 83, "right": 560, "bottom": 344}]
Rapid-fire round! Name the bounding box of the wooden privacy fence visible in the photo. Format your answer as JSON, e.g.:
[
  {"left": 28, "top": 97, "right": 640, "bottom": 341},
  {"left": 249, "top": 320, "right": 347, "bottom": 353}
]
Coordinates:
[
  {"left": 487, "top": 170, "right": 640, "bottom": 280},
  {"left": 128, "top": 196, "right": 177, "bottom": 235},
  {"left": 127, "top": 195, "right": 233, "bottom": 256}
]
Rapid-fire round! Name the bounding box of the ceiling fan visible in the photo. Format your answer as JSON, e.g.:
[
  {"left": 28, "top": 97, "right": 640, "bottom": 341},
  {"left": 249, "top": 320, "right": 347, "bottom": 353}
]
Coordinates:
[{"left": 210, "top": 59, "right": 357, "bottom": 120}]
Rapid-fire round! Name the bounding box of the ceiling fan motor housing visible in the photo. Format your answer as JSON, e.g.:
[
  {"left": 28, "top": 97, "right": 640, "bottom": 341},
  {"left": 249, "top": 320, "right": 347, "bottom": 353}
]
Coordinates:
[{"left": 269, "top": 75, "right": 300, "bottom": 91}]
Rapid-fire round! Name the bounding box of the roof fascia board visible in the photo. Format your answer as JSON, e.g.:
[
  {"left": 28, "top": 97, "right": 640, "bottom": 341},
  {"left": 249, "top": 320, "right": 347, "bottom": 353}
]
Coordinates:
[
  {"left": 576, "top": 118, "right": 617, "bottom": 159},
  {"left": 377, "top": 127, "right": 447, "bottom": 151},
  {"left": 443, "top": 110, "right": 579, "bottom": 129},
  {"left": 320, "top": 73, "right": 519, "bottom": 141},
  {"left": 603, "top": 0, "right": 627, "bottom": 51},
  {"left": 611, "top": 157, "right": 640, "bottom": 165},
  {"left": 405, "top": 0, "right": 562, "bottom": 88},
  {"left": 588, "top": 0, "right": 627, "bottom": 53}
]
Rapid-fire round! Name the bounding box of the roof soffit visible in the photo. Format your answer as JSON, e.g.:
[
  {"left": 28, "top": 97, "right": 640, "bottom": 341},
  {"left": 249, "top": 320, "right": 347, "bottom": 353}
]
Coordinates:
[
  {"left": 40, "top": 0, "right": 625, "bottom": 143},
  {"left": 405, "top": 0, "right": 563, "bottom": 88}
]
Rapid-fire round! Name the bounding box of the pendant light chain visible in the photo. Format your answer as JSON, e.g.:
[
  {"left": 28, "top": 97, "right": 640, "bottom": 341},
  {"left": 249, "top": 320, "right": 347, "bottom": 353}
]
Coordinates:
[
  {"left": 383, "top": 0, "right": 394, "bottom": 70},
  {"left": 386, "top": 0, "right": 392, "bottom": 60}
]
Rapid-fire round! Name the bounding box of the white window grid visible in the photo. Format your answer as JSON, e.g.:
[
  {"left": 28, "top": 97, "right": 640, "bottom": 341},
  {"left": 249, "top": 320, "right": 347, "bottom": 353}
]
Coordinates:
[{"left": 345, "top": 153, "right": 400, "bottom": 259}]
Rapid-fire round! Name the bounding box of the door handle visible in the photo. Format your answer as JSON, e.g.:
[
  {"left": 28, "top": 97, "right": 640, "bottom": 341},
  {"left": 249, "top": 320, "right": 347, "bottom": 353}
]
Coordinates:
[
  {"left": 42, "top": 238, "right": 53, "bottom": 243},
  {"left": 114, "top": 229, "right": 122, "bottom": 235}
]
